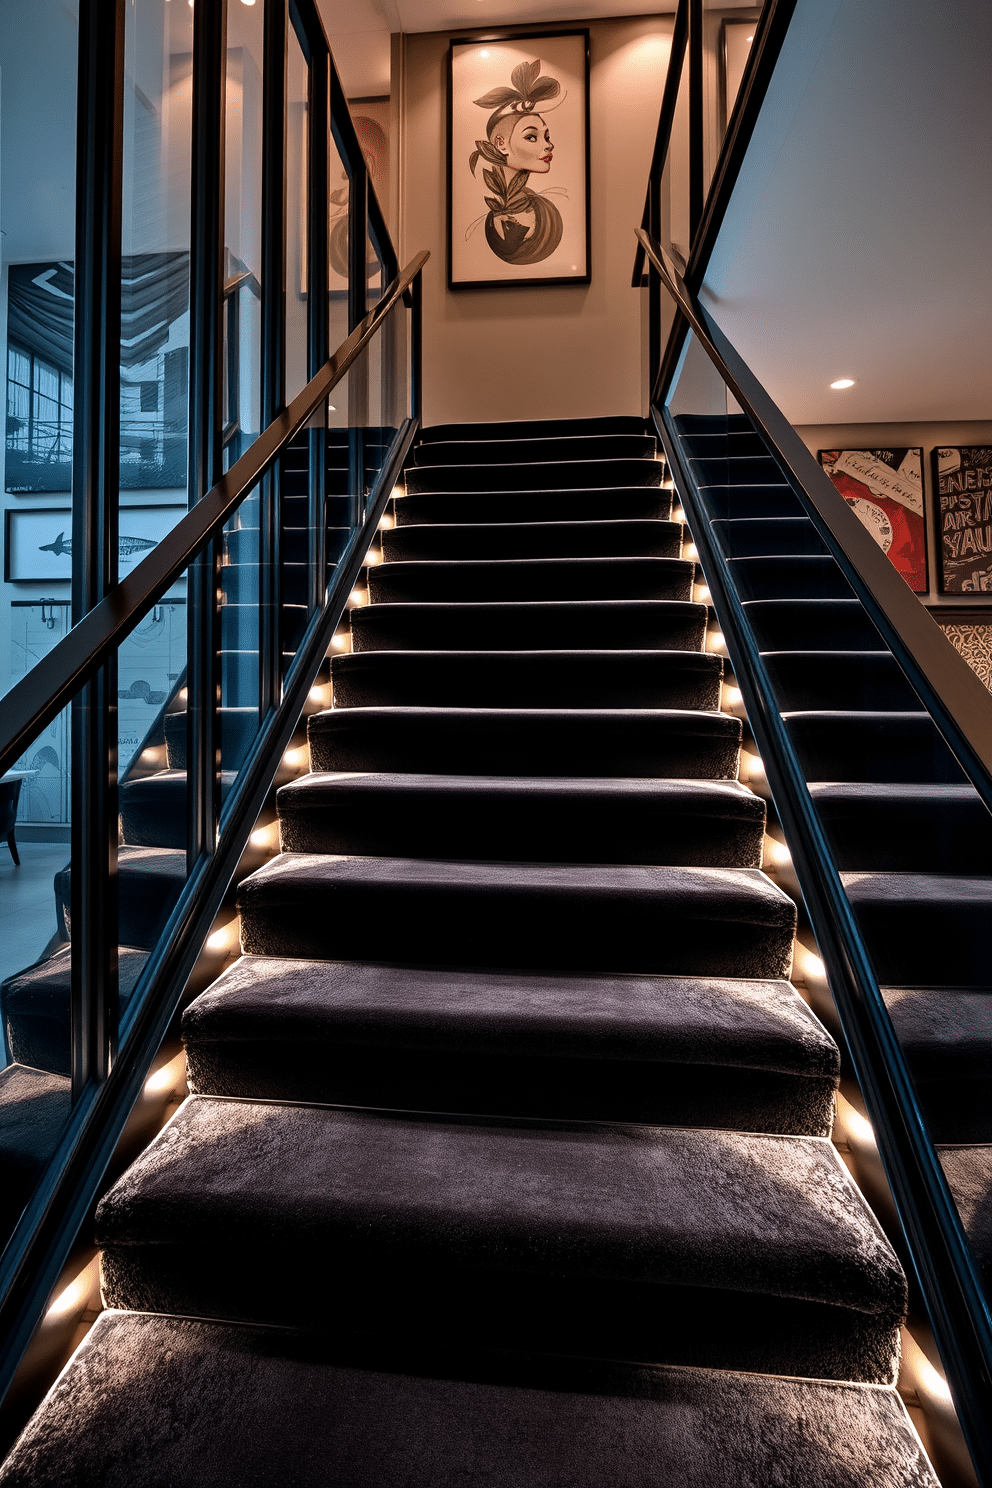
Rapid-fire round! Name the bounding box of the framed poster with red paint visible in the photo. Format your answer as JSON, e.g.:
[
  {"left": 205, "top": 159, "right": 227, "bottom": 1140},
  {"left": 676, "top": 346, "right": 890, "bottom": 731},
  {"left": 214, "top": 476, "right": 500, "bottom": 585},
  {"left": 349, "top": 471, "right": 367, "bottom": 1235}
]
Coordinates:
[
  {"left": 818, "top": 448, "right": 928, "bottom": 594},
  {"left": 933, "top": 447, "right": 992, "bottom": 594}
]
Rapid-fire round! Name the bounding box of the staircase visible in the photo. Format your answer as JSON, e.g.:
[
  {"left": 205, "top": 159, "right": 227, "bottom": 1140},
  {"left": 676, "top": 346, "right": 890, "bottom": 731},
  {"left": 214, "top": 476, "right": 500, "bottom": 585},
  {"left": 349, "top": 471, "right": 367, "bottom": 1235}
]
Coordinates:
[{"left": 0, "top": 418, "right": 940, "bottom": 1486}]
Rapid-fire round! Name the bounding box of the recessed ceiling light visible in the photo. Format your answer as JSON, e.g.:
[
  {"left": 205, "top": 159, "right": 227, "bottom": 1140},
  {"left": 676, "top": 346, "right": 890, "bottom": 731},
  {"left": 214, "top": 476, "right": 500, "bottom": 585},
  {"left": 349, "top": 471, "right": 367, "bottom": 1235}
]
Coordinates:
[{"left": 830, "top": 378, "right": 856, "bottom": 389}]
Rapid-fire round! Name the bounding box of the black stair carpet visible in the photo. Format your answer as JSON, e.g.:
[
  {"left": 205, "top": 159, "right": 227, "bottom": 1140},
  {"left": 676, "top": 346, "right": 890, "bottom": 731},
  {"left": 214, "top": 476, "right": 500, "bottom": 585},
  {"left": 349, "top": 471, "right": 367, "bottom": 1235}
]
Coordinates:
[{"left": 0, "top": 415, "right": 937, "bottom": 1486}]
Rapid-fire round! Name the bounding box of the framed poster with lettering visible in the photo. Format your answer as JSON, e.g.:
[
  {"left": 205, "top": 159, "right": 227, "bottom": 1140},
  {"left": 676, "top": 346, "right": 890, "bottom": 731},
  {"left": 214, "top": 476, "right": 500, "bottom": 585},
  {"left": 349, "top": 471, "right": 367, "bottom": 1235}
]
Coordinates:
[
  {"left": 933, "top": 447, "right": 992, "bottom": 594},
  {"left": 818, "top": 448, "right": 927, "bottom": 594}
]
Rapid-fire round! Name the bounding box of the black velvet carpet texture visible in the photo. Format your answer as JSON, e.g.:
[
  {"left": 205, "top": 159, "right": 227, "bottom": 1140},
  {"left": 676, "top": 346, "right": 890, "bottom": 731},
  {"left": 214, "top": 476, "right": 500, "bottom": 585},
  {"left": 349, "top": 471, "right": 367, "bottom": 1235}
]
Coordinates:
[{"left": 0, "top": 413, "right": 956, "bottom": 1485}]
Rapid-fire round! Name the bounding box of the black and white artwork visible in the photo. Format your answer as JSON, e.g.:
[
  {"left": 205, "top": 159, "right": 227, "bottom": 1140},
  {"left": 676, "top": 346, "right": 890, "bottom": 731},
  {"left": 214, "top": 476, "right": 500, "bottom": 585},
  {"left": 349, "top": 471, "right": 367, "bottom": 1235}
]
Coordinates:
[
  {"left": 448, "top": 32, "right": 590, "bottom": 289},
  {"left": 5, "top": 256, "right": 190, "bottom": 493},
  {"left": 5, "top": 505, "right": 183, "bottom": 583}
]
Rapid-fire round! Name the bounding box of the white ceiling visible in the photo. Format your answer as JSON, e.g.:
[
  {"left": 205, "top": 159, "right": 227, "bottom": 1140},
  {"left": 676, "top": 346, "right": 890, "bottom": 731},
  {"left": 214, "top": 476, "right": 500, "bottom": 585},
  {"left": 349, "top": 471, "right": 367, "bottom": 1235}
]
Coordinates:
[{"left": 701, "top": 0, "right": 992, "bottom": 425}]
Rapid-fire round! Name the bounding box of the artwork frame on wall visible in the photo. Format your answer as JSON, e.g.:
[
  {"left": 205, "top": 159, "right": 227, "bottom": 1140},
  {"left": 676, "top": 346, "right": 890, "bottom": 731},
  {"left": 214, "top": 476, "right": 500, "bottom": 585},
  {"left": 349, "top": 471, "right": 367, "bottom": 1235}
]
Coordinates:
[
  {"left": 447, "top": 30, "right": 591, "bottom": 291},
  {"left": 4, "top": 504, "right": 185, "bottom": 583},
  {"left": 818, "top": 447, "right": 928, "bottom": 595},
  {"left": 933, "top": 447, "right": 992, "bottom": 595}
]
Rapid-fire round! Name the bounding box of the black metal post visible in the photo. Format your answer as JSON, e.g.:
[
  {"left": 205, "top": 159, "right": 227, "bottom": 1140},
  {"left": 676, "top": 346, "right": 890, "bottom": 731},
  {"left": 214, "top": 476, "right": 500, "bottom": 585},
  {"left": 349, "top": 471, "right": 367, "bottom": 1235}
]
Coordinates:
[
  {"left": 688, "top": 0, "right": 704, "bottom": 242},
  {"left": 70, "top": 0, "right": 126, "bottom": 1099},
  {"left": 186, "top": 0, "right": 227, "bottom": 868},
  {"left": 348, "top": 135, "right": 369, "bottom": 523},
  {"left": 260, "top": 0, "right": 287, "bottom": 717},
  {"left": 308, "top": 47, "right": 330, "bottom": 609},
  {"left": 411, "top": 268, "right": 423, "bottom": 428}
]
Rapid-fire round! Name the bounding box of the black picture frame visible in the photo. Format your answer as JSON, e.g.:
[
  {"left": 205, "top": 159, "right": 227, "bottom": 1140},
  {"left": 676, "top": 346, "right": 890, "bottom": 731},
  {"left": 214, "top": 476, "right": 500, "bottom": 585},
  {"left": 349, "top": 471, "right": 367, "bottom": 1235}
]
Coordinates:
[
  {"left": 932, "top": 446, "right": 992, "bottom": 596},
  {"left": 447, "top": 29, "right": 591, "bottom": 291}
]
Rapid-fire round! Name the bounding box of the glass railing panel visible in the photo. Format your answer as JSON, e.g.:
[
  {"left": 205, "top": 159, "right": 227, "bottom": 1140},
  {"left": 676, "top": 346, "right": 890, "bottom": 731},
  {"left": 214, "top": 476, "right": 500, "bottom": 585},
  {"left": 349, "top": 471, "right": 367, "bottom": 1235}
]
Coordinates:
[
  {"left": 1, "top": 1, "right": 78, "bottom": 704},
  {"left": 328, "top": 128, "right": 351, "bottom": 357},
  {"left": 223, "top": 0, "right": 264, "bottom": 470},
  {"left": 280, "top": 432, "right": 311, "bottom": 671},
  {"left": 662, "top": 326, "right": 992, "bottom": 1331},
  {"left": 217, "top": 491, "right": 262, "bottom": 786},
  {"left": 0, "top": 703, "right": 74, "bottom": 1253},
  {"left": 286, "top": 22, "right": 310, "bottom": 405},
  {"left": 119, "top": 0, "right": 193, "bottom": 557}
]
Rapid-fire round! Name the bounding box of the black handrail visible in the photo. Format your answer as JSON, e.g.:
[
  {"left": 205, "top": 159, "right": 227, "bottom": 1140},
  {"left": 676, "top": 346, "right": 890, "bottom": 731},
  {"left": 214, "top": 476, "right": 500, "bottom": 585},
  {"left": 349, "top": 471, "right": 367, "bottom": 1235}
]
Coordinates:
[
  {"left": 0, "top": 250, "right": 429, "bottom": 782},
  {"left": 639, "top": 226, "right": 992, "bottom": 1482}
]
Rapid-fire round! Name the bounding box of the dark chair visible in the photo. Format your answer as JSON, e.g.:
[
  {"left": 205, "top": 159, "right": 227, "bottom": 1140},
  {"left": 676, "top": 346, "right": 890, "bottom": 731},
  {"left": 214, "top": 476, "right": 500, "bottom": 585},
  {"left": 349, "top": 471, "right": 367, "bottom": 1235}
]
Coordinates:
[{"left": 0, "top": 778, "right": 23, "bottom": 866}]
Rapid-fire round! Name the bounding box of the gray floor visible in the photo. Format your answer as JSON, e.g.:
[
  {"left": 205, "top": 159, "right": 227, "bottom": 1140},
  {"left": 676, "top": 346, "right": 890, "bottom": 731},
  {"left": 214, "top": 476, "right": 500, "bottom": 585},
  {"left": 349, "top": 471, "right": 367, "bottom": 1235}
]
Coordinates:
[{"left": 0, "top": 841, "right": 68, "bottom": 990}]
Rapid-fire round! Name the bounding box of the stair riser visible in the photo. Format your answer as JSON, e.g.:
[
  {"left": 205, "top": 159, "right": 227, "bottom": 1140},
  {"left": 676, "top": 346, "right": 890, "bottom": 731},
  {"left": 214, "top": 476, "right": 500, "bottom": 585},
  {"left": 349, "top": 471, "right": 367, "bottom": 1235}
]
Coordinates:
[
  {"left": 762, "top": 654, "right": 920, "bottom": 711},
  {"left": 186, "top": 1041, "right": 835, "bottom": 1134},
  {"left": 381, "top": 522, "right": 682, "bottom": 562},
  {"left": 694, "top": 485, "right": 803, "bottom": 521},
  {"left": 814, "top": 798, "right": 992, "bottom": 872},
  {"left": 394, "top": 489, "right": 673, "bottom": 525},
  {"left": 350, "top": 603, "right": 707, "bottom": 653},
  {"left": 711, "top": 520, "right": 828, "bottom": 559},
  {"left": 406, "top": 460, "right": 663, "bottom": 494},
  {"left": 788, "top": 718, "right": 967, "bottom": 783},
  {"left": 410, "top": 436, "right": 656, "bottom": 466},
  {"left": 369, "top": 559, "right": 695, "bottom": 604},
  {"left": 744, "top": 601, "right": 885, "bottom": 652},
  {"left": 308, "top": 711, "right": 742, "bottom": 778},
  {"left": 729, "top": 557, "right": 852, "bottom": 602}
]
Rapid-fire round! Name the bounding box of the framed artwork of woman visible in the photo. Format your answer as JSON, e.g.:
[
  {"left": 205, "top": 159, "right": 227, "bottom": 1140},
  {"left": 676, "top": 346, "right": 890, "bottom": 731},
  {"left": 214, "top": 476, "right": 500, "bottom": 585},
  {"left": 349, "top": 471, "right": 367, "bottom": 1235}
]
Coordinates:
[{"left": 447, "top": 31, "right": 591, "bottom": 290}]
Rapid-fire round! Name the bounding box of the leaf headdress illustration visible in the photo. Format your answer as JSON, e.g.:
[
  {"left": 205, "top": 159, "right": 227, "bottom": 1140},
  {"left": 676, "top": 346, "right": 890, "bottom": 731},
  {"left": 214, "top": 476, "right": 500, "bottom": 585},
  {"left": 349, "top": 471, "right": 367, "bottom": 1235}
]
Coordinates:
[{"left": 467, "top": 58, "right": 564, "bottom": 266}]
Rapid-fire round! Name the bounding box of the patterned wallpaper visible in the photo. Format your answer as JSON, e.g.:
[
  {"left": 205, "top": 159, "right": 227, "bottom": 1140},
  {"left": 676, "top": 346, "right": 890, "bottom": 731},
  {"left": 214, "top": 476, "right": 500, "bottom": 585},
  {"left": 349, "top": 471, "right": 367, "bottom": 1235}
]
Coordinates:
[{"left": 935, "top": 618, "right": 992, "bottom": 692}]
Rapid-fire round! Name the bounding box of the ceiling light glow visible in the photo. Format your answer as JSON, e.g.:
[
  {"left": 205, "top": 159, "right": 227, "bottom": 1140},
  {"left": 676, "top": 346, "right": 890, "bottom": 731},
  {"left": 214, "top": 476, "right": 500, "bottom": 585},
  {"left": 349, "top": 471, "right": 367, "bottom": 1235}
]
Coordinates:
[{"left": 830, "top": 377, "right": 856, "bottom": 389}]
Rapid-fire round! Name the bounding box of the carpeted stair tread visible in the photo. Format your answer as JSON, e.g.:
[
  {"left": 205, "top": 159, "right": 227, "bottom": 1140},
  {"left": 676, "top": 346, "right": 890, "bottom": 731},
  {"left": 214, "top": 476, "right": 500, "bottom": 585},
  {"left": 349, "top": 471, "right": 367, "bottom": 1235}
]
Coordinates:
[
  {"left": 935, "top": 1144, "right": 992, "bottom": 1291},
  {"left": 410, "top": 434, "right": 656, "bottom": 466},
  {"left": 119, "top": 770, "right": 238, "bottom": 850},
  {"left": 277, "top": 773, "right": 766, "bottom": 867},
  {"left": 369, "top": 556, "right": 695, "bottom": 603},
  {"left": 1, "top": 945, "right": 148, "bottom": 1077},
  {"left": 183, "top": 957, "right": 836, "bottom": 1130},
  {"left": 406, "top": 459, "right": 663, "bottom": 494},
  {"left": 307, "top": 706, "right": 742, "bottom": 778},
  {"left": 745, "top": 600, "right": 884, "bottom": 652},
  {"left": 350, "top": 600, "right": 708, "bottom": 653},
  {"left": 0, "top": 1064, "right": 72, "bottom": 1241},
  {"left": 96, "top": 1099, "right": 903, "bottom": 1379},
  {"left": 786, "top": 713, "right": 967, "bottom": 783},
  {"left": 394, "top": 487, "right": 672, "bottom": 526},
  {"left": 809, "top": 782, "right": 991, "bottom": 871},
  {"left": 330, "top": 650, "right": 723, "bottom": 710},
  {"left": 883, "top": 987, "right": 992, "bottom": 1142},
  {"left": 694, "top": 483, "right": 804, "bottom": 521},
  {"left": 237, "top": 854, "right": 796, "bottom": 977},
  {"left": 0, "top": 1311, "right": 937, "bottom": 1488},
  {"left": 57, "top": 848, "right": 186, "bottom": 950},
  {"left": 420, "top": 415, "right": 650, "bottom": 441},
  {"left": 728, "top": 556, "right": 853, "bottom": 601},
  {"left": 164, "top": 706, "right": 258, "bottom": 770},
  {"left": 842, "top": 871, "right": 992, "bottom": 986},
  {"left": 762, "top": 653, "right": 920, "bottom": 712},
  {"left": 711, "top": 518, "right": 828, "bottom": 558},
  {"left": 381, "top": 519, "right": 681, "bottom": 562}
]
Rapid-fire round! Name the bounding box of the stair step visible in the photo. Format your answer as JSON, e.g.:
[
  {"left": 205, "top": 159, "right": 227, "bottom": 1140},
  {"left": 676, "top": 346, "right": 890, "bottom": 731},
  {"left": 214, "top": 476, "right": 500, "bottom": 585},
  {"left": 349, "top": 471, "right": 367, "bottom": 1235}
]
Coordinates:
[
  {"left": 410, "top": 434, "right": 656, "bottom": 466},
  {"left": 276, "top": 774, "right": 767, "bottom": 867},
  {"left": 843, "top": 871, "right": 992, "bottom": 985},
  {"left": 746, "top": 600, "right": 884, "bottom": 651},
  {"left": 884, "top": 987, "right": 992, "bottom": 1142},
  {"left": 308, "top": 706, "right": 742, "bottom": 778},
  {"left": 369, "top": 557, "right": 695, "bottom": 603},
  {"left": 678, "top": 431, "right": 768, "bottom": 459},
  {"left": 0, "top": 1310, "right": 936, "bottom": 1488},
  {"left": 673, "top": 412, "right": 753, "bottom": 433},
  {"left": 712, "top": 518, "right": 828, "bottom": 558},
  {"left": 810, "top": 782, "right": 990, "bottom": 871},
  {"left": 330, "top": 650, "right": 723, "bottom": 710},
  {"left": 406, "top": 459, "right": 663, "bottom": 494},
  {"left": 120, "top": 770, "right": 237, "bottom": 850},
  {"left": 762, "top": 653, "right": 920, "bottom": 711},
  {"left": 238, "top": 854, "right": 796, "bottom": 978},
  {"left": 350, "top": 600, "right": 707, "bottom": 653},
  {"left": 729, "top": 556, "right": 852, "bottom": 601},
  {"left": 689, "top": 455, "right": 782, "bottom": 487},
  {"left": 165, "top": 706, "right": 258, "bottom": 771},
  {"left": 381, "top": 520, "right": 681, "bottom": 562},
  {"left": 0, "top": 1064, "right": 71, "bottom": 1241},
  {"left": 97, "top": 1100, "right": 902, "bottom": 1380},
  {"left": 938, "top": 1144, "right": 992, "bottom": 1294},
  {"left": 184, "top": 957, "right": 836, "bottom": 1130},
  {"left": 786, "top": 712, "right": 967, "bottom": 783},
  {"left": 693, "top": 482, "right": 804, "bottom": 520},
  {"left": 1, "top": 945, "right": 148, "bottom": 1078},
  {"left": 57, "top": 847, "right": 186, "bottom": 951},
  {"left": 393, "top": 486, "right": 673, "bottom": 525},
  {"left": 420, "top": 414, "right": 650, "bottom": 442}
]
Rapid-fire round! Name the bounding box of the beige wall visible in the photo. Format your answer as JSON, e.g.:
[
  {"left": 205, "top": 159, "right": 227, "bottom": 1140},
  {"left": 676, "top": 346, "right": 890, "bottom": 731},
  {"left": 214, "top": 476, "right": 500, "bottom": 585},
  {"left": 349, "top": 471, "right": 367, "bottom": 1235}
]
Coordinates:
[
  {"left": 399, "top": 17, "right": 673, "bottom": 427},
  {"left": 796, "top": 420, "right": 992, "bottom": 608}
]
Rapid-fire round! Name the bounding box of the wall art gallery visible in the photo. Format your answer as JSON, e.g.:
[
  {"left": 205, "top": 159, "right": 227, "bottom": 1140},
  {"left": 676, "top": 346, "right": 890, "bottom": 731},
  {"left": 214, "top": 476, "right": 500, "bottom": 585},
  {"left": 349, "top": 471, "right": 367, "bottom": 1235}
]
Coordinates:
[
  {"left": 933, "top": 447, "right": 992, "bottom": 594},
  {"left": 818, "top": 447, "right": 927, "bottom": 594},
  {"left": 448, "top": 31, "right": 590, "bottom": 290}
]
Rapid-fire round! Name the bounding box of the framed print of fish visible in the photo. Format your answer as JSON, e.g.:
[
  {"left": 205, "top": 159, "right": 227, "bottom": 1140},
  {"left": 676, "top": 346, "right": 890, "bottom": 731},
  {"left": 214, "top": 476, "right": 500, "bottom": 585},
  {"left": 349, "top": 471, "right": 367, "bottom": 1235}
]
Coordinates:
[
  {"left": 4, "top": 504, "right": 184, "bottom": 583},
  {"left": 448, "top": 31, "right": 590, "bottom": 290}
]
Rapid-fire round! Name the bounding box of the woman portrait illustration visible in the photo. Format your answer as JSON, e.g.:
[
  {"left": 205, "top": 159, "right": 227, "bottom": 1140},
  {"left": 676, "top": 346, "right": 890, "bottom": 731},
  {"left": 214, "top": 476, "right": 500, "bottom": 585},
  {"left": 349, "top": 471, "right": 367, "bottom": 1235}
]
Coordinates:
[{"left": 448, "top": 33, "right": 590, "bottom": 289}]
